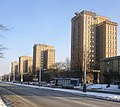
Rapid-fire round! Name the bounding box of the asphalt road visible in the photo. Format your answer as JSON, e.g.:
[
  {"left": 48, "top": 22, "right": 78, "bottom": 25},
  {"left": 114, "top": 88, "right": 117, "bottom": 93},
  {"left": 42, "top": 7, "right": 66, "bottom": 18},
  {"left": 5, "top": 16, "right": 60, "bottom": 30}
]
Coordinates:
[{"left": 0, "top": 83, "right": 120, "bottom": 107}]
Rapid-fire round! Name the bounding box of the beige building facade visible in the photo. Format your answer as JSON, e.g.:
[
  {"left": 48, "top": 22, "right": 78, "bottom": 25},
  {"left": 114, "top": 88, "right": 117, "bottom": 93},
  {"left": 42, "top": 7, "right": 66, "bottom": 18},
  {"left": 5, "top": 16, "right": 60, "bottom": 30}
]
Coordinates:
[
  {"left": 71, "top": 10, "right": 117, "bottom": 82},
  {"left": 96, "top": 21, "right": 117, "bottom": 63},
  {"left": 19, "top": 56, "right": 32, "bottom": 74},
  {"left": 100, "top": 56, "right": 120, "bottom": 83},
  {"left": 11, "top": 61, "right": 19, "bottom": 74},
  {"left": 33, "top": 44, "right": 55, "bottom": 75}
]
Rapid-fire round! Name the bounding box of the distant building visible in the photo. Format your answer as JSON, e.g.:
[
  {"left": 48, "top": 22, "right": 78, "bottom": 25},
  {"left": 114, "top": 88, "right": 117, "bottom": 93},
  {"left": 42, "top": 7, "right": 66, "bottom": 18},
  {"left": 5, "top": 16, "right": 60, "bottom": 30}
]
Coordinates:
[
  {"left": 100, "top": 56, "right": 120, "bottom": 83},
  {"left": 11, "top": 61, "right": 19, "bottom": 74},
  {"left": 11, "top": 61, "right": 19, "bottom": 81},
  {"left": 19, "top": 56, "right": 32, "bottom": 74},
  {"left": 33, "top": 44, "right": 55, "bottom": 75},
  {"left": 19, "top": 56, "right": 32, "bottom": 82},
  {"left": 71, "top": 10, "right": 117, "bottom": 83}
]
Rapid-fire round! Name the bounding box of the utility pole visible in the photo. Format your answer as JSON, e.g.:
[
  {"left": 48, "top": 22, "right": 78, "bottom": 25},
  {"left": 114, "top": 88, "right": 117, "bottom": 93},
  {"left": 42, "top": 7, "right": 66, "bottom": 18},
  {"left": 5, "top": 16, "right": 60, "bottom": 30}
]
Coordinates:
[
  {"left": 13, "top": 71, "right": 15, "bottom": 82},
  {"left": 21, "top": 72, "right": 23, "bottom": 82}
]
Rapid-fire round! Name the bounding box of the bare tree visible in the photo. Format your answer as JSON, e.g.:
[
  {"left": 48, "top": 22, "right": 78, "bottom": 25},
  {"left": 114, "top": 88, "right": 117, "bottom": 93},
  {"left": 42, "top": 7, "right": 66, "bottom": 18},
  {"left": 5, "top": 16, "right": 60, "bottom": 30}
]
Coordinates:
[
  {"left": 54, "top": 62, "right": 64, "bottom": 71},
  {"left": 0, "top": 24, "right": 10, "bottom": 58},
  {"left": 64, "top": 57, "right": 70, "bottom": 71}
]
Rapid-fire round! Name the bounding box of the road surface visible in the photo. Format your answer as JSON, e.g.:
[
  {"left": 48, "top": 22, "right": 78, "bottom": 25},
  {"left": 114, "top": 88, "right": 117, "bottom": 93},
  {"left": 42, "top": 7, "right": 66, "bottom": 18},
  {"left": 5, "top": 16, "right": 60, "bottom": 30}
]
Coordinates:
[{"left": 0, "top": 83, "right": 119, "bottom": 107}]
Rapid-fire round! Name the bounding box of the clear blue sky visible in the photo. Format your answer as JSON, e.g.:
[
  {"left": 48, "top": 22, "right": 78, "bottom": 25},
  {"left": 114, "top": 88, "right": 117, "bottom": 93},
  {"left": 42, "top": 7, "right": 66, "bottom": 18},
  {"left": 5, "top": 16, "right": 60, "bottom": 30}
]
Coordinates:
[{"left": 0, "top": 0, "right": 120, "bottom": 76}]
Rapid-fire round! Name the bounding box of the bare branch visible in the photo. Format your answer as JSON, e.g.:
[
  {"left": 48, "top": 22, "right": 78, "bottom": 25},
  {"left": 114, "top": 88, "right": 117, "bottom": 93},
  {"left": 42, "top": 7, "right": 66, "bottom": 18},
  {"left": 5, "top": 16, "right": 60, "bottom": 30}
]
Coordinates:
[
  {"left": 0, "top": 24, "right": 11, "bottom": 31},
  {"left": 0, "top": 52, "right": 4, "bottom": 58},
  {"left": 0, "top": 24, "right": 11, "bottom": 58}
]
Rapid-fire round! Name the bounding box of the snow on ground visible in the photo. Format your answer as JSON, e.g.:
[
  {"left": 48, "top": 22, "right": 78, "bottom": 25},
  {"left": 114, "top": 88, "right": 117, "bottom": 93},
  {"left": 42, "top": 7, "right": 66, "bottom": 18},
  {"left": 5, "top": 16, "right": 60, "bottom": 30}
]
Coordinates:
[
  {"left": 74, "top": 84, "right": 120, "bottom": 93},
  {"left": 5, "top": 82, "right": 120, "bottom": 102},
  {"left": 86, "top": 84, "right": 120, "bottom": 93},
  {"left": 0, "top": 98, "right": 7, "bottom": 107}
]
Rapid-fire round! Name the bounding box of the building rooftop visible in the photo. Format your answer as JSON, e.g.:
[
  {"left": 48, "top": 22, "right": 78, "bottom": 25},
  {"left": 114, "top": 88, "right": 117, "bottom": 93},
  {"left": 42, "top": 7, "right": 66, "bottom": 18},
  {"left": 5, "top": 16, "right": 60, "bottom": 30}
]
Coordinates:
[
  {"left": 81, "top": 10, "right": 96, "bottom": 16},
  {"left": 96, "top": 15, "right": 110, "bottom": 20},
  {"left": 100, "top": 56, "right": 120, "bottom": 61},
  {"left": 97, "top": 20, "right": 118, "bottom": 26},
  {"left": 34, "top": 44, "right": 54, "bottom": 48}
]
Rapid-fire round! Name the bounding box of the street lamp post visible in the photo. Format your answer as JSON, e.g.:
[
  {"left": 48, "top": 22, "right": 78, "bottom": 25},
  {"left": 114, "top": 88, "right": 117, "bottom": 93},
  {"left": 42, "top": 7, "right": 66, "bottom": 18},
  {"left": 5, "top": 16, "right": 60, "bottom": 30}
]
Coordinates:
[
  {"left": 39, "top": 66, "right": 41, "bottom": 83},
  {"left": 9, "top": 73, "right": 11, "bottom": 82},
  {"left": 13, "top": 71, "right": 15, "bottom": 82},
  {"left": 107, "top": 63, "right": 110, "bottom": 87},
  {"left": 83, "top": 44, "right": 87, "bottom": 92},
  {"left": 21, "top": 72, "right": 23, "bottom": 82}
]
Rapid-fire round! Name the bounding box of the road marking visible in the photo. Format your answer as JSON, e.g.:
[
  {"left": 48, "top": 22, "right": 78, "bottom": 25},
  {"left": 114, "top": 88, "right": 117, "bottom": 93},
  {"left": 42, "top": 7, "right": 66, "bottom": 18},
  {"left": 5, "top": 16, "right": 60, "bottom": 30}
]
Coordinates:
[
  {"left": 54, "top": 97, "right": 98, "bottom": 107},
  {"left": 1, "top": 87, "right": 39, "bottom": 107},
  {"left": 6, "top": 87, "right": 26, "bottom": 90}
]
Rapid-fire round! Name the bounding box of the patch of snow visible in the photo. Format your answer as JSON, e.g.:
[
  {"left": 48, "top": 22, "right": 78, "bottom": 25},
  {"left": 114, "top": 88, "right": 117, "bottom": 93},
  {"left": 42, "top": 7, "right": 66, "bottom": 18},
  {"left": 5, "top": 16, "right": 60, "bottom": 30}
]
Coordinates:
[
  {"left": 0, "top": 98, "right": 7, "bottom": 107},
  {"left": 86, "top": 84, "right": 120, "bottom": 93}
]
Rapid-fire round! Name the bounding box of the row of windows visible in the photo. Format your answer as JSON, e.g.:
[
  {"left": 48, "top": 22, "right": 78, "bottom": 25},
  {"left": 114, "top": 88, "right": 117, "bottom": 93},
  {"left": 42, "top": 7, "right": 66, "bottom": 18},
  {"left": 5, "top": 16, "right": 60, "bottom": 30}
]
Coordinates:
[
  {"left": 107, "top": 31, "right": 117, "bottom": 35},
  {"left": 107, "top": 36, "right": 116, "bottom": 39},
  {"left": 106, "top": 54, "right": 116, "bottom": 57},
  {"left": 106, "top": 45, "right": 116, "bottom": 48},
  {"left": 90, "top": 59, "right": 94, "bottom": 62},
  {"left": 85, "top": 21, "right": 95, "bottom": 25},
  {"left": 106, "top": 41, "right": 116, "bottom": 44},
  {"left": 106, "top": 50, "right": 116, "bottom": 53},
  {"left": 90, "top": 50, "right": 94, "bottom": 52},
  {"left": 85, "top": 45, "right": 94, "bottom": 48},
  {"left": 90, "top": 45, "right": 94, "bottom": 48},
  {"left": 90, "top": 40, "right": 94, "bottom": 43},
  {"left": 106, "top": 26, "right": 116, "bottom": 30},
  {"left": 85, "top": 31, "right": 95, "bottom": 35},
  {"left": 85, "top": 16, "right": 94, "bottom": 20}
]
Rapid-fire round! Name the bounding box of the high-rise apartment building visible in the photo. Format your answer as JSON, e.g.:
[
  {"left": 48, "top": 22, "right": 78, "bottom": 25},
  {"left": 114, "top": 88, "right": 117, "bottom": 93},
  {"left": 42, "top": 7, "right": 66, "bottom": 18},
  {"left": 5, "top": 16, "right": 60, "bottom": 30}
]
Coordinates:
[
  {"left": 71, "top": 10, "right": 117, "bottom": 82},
  {"left": 11, "top": 61, "right": 19, "bottom": 74},
  {"left": 11, "top": 61, "right": 19, "bottom": 81},
  {"left": 19, "top": 56, "right": 32, "bottom": 82},
  {"left": 33, "top": 44, "right": 55, "bottom": 75},
  {"left": 19, "top": 56, "right": 32, "bottom": 74},
  {"left": 96, "top": 20, "right": 117, "bottom": 62}
]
